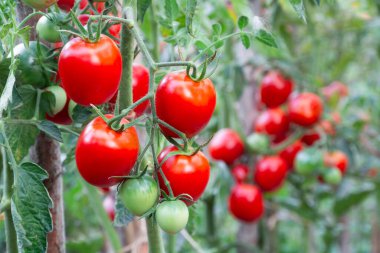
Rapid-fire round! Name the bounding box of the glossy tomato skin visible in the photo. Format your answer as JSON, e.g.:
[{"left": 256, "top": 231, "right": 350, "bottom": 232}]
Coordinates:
[
  {"left": 102, "top": 195, "right": 115, "bottom": 221},
  {"left": 76, "top": 115, "right": 139, "bottom": 187},
  {"left": 59, "top": 35, "right": 122, "bottom": 106},
  {"left": 246, "top": 133, "right": 270, "bottom": 154},
  {"left": 260, "top": 71, "right": 293, "bottom": 108},
  {"left": 155, "top": 72, "right": 216, "bottom": 138},
  {"left": 279, "top": 140, "right": 303, "bottom": 169},
  {"left": 228, "top": 184, "right": 264, "bottom": 222},
  {"left": 22, "top": 0, "right": 56, "bottom": 10},
  {"left": 156, "top": 200, "right": 189, "bottom": 234},
  {"left": 208, "top": 129, "right": 244, "bottom": 164},
  {"left": 36, "top": 14, "right": 62, "bottom": 43},
  {"left": 157, "top": 146, "right": 210, "bottom": 203},
  {"left": 46, "top": 98, "right": 73, "bottom": 125},
  {"left": 301, "top": 131, "right": 321, "bottom": 146},
  {"left": 288, "top": 93, "right": 323, "bottom": 127},
  {"left": 254, "top": 108, "right": 289, "bottom": 137},
  {"left": 58, "top": 0, "right": 104, "bottom": 12},
  {"left": 231, "top": 164, "right": 249, "bottom": 183},
  {"left": 254, "top": 156, "right": 288, "bottom": 192},
  {"left": 110, "top": 64, "right": 150, "bottom": 116},
  {"left": 324, "top": 151, "right": 349, "bottom": 175},
  {"left": 295, "top": 148, "right": 323, "bottom": 175}
]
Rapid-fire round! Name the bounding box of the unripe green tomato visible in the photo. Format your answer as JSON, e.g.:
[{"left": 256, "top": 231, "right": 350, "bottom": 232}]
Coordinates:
[
  {"left": 246, "top": 133, "right": 270, "bottom": 154},
  {"left": 323, "top": 167, "right": 342, "bottom": 185},
  {"left": 45, "top": 86, "right": 67, "bottom": 115},
  {"left": 68, "top": 100, "right": 77, "bottom": 120},
  {"left": 156, "top": 200, "right": 189, "bottom": 234},
  {"left": 22, "top": 0, "right": 56, "bottom": 10},
  {"left": 121, "top": 176, "right": 159, "bottom": 216},
  {"left": 36, "top": 15, "right": 61, "bottom": 43},
  {"left": 295, "top": 148, "right": 323, "bottom": 175}
]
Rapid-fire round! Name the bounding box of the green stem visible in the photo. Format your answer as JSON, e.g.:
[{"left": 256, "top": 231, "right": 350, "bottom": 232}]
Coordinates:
[
  {"left": 1, "top": 147, "right": 18, "bottom": 253},
  {"left": 131, "top": 26, "right": 156, "bottom": 69},
  {"left": 17, "top": 11, "right": 46, "bottom": 28},
  {"left": 167, "top": 234, "right": 176, "bottom": 253},
  {"left": 205, "top": 195, "right": 216, "bottom": 245},
  {"left": 82, "top": 182, "right": 122, "bottom": 252},
  {"left": 271, "top": 130, "right": 305, "bottom": 154},
  {"left": 149, "top": 5, "right": 159, "bottom": 61},
  {"left": 33, "top": 89, "right": 42, "bottom": 119},
  {"left": 118, "top": 7, "right": 136, "bottom": 111},
  {"left": 146, "top": 216, "right": 165, "bottom": 253},
  {"left": 156, "top": 61, "right": 196, "bottom": 69}
]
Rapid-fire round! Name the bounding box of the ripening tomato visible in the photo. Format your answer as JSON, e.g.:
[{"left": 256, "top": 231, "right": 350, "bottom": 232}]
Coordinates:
[
  {"left": 46, "top": 97, "right": 73, "bottom": 125},
  {"left": 110, "top": 64, "right": 150, "bottom": 116},
  {"left": 231, "top": 164, "right": 249, "bottom": 183},
  {"left": 279, "top": 140, "right": 303, "bottom": 169},
  {"left": 120, "top": 176, "right": 158, "bottom": 216},
  {"left": 208, "top": 129, "right": 244, "bottom": 164},
  {"left": 228, "top": 184, "right": 264, "bottom": 223},
  {"left": 156, "top": 200, "right": 189, "bottom": 234},
  {"left": 254, "top": 108, "right": 289, "bottom": 137},
  {"left": 22, "top": 0, "right": 56, "bottom": 10},
  {"left": 157, "top": 146, "right": 210, "bottom": 203},
  {"left": 288, "top": 93, "right": 323, "bottom": 127},
  {"left": 102, "top": 195, "right": 115, "bottom": 221},
  {"left": 322, "top": 167, "right": 342, "bottom": 185},
  {"left": 295, "top": 148, "right": 323, "bottom": 175},
  {"left": 254, "top": 156, "right": 287, "bottom": 192},
  {"left": 322, "top": 81, "right": 348, "bottom": 100},
  {"left": 76, "top": 115, "right": 139, "bottom": 187},
  {"left": 301, "top": 131, "right": 321, "bottom": 146},
  {"left": 36, "top": 14, "right": 62, "bottom": 43},
  {"left": 155, "top": 72, "right": 216, "bottom": 138},
  {"left": 246, "top": 133, "right": 270, "bottom": 154},
  {"left": 324, "top": 151, "right": 349, "bottom": 175},
  {"left": 260, "top": 71, "right": 293, "bottom": 108},
  {"left": 320, "top": 120, "right": 335, "bottom": 135},
  {"left": 58, "top": 0, "right": 104, "bottom": 12},
  {"left": 45, "top": 86, "right": 67, "bottom": 115},
  {"left": 59, "top": 35, "right": 122, "bottom": 106}
]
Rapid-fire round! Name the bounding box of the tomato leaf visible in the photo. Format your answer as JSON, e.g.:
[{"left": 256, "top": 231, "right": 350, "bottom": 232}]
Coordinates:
[
  {"left": 137, "top": 0, "right": 152, "bottom": 22},
  {"left": 164, "top": 0, "right": 180, "bottom": 26},
  {"left": 288, "top": 0, "right": 307, "bottom": 23},
  {"left": 252, "top": 16, "right": 278, "bottom": 48},
  {"left": 212, "top": 23, "right": 222, "bottom": 37},
  {"left": 237, "top": 16, "right": 249, "bottom": 30},
  {"left": 185, "top": 0, "right": 197, "bottom": 36},
  {"left": 114, "top": 191, "right": 134, "bottom": 227},
  {"left": 37, "top": 121, "right": 63, "bottom": 143},
  {"left": 12, "top": 162, "right": 53, "bottom": 253},
  {"left": 240, "top": 33, "right": 251, "bottom": 49}
]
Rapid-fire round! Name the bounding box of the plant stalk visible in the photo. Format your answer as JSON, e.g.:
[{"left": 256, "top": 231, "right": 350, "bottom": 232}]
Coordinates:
[
  {"left": 205, "top": 195, "right": 216, "bottom": 245},
  {"left": 146, "top": 216, "right": 165, "bottom": 253},
  {"left": 167, "top": 234, "right": 176, "bottom": 253}
]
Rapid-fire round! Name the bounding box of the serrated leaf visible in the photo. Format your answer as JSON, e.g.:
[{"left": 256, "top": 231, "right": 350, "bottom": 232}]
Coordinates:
[
  {"left": 164, "top": 0, "right": 180, "bottom": 23},
  {"left": 12, "top": 162, "right": 53, "bottom": 253},
  {"left": 237, "top": 16, "right": 249, "bottom": 30},
  {"left": 114, "top": 191, "right": 134, "bottom": 227},
  {"left": 185, "top": 0, "right": 197, "bottom": 36},
  {"left": 137, "top": 0, "right": 152, "bottom": 22},
  {"left": 240, "top": 33, "right": 250, "bottom": 49},
  {"left": 289, "top": 0, "right": 307, "bottom": 23},
  {"left": 254, "top": 29, "right": 278, "bottom": 48},
  {"left": 37, "top": 121, "right": 63, "bottom": 143},
  {"left": 333, "top": 187, "right": 375, "bottom": 217}
]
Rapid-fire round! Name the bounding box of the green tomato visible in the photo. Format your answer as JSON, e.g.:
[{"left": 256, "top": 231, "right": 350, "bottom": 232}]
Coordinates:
[
  {"left": 45, "top": 86, "right": 67, "bottom": 115},
  {"left": 246, "top": 133, "right": 270, "bottom": 154},
  {"left": 12, "top": 42, "right": 52, "bottom": 88},
  {"left": 68, "top": 100, "right": 77, "bottom": 120},
  {"left": 295, "top": 148, "right": 323, "bottom": 175},
  {"left": 120, "top": 176, "right": 159, "bottom": 216},
  {"left": 22, "top": 0, "right": 56, "bottom": 10},
  {"left": 36, "top": 14, "right": 61, "bottom": 43},
  {"left": 323, "top": 168, "right": 342, "bottom": 185},
  {"left": 156, "top": 200, "right": 189, "bottom": 234}
]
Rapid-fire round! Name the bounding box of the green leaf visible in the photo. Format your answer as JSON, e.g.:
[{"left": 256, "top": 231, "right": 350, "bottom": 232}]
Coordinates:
[
  {"left": 254, "top": 29, "right": 278, "bottom": 48},
  {"left": 289, "top": 0, "right": 307, "bottom": 23},
  {"left": 164, "top": 0, "right": 180, "bottom": 24},
  {"left": 240, "top": 33, "right": 250, "bottom": 49},
  {"left": 37, "top": 121, "right": 63, "bottom": 143},
  {"left": 12, "top": 162, "right": 53, "bottom": 253},
  {"left": 185, "top": 0, "right": 197, "bottom": 36},
  {"left": 237, "top": 16, "right": 249, "bottom": 30},
  {"left": 114, "top": 191, "right": 134, "bottom": 227},
  {"left": 137, "top": 0, "right": 152, "bottom": 22},
  {"left": 212, "top": 23, "right": 222, "bottom": 36},
  {"left": 72, "top": 105, "right": 93, "bottom": 124},
  {"left": 333, "top": 186, "right": 375, "bottom": 217},
  {"left": 0, "top": 69, "right": 15, "bottom": 116}
]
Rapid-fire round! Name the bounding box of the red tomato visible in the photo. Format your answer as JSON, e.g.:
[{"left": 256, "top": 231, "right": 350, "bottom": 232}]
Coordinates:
[
  {"left": 254, "top": 156, "right": 287, "bottom": 192},
  {"left": 157, "top": 146, "right": 210, "bottom": 203},
  {"left": 254, "top": 108, "right": 289, "bottom": 137},
  {"left": 58, "top": 0, "right": 104, "bottom": 12},
  {"left": 78, "top": 14, "right": 90, "bottom": 25},
  {"left": 322, "top": 81, "right": 348, "bottom": 100},
  {"left": 77, "top": 14, "right": 120, "bottom": 40},
  {"left": 288, "top": 93, "right": 323, "bottom": 127},
  {"left": 46, "top": 98, "right": 72, "bottom": 125},
  {"left": 155, "top": 72, "right": 216, "bottom": 138},
  {"left": 324, "top": 151, "right": 349, "bottom": 175},
  {"left": 279, "top": 140, "right": 303, "bottom": 169},
  {"left": 109, "top": 64, "right": 150, "bottom": 116},
  {"left": 231, "top": 164, "right": 249, "bottom": 183},
  {"left": 208, "top": 129, "right": 244, "bottom": 164},
  {"left": 301, "top": 131, "right": 321, "bottom": 146},
  {"left": 59, "top": 35, "right": 122, "bottom": 106},
  {"left": 102, "top": 195, "right": 115, "bottom": 221},
  {"left": 76, "top": 114, "right": 139, "bottom": 187},
  {"left": 320, "top": 120, "right": 335, "bottom": 135},
  {"left": 228, "top": 184, "right": 264, "bottom": 222},
  {"left": 260, "top": 71, "right": 293, "bottom": 108}
]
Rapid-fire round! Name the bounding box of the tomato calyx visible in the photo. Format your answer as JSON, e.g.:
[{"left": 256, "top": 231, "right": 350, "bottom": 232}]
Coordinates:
[{"left": 160, "top": 190, "right": 195, "bottom": 205}]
